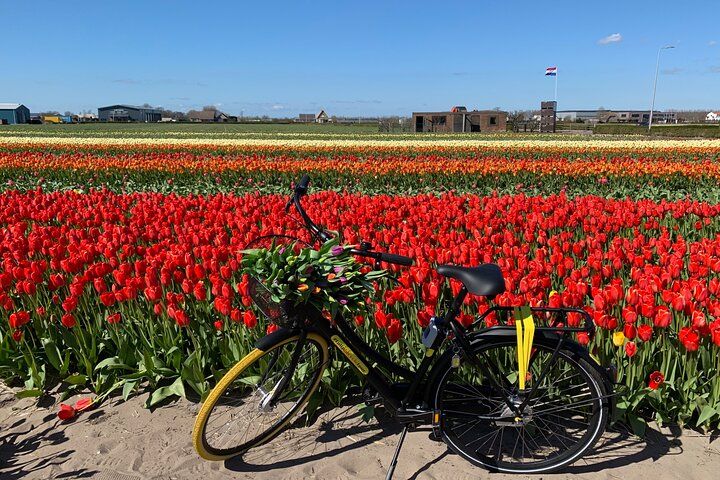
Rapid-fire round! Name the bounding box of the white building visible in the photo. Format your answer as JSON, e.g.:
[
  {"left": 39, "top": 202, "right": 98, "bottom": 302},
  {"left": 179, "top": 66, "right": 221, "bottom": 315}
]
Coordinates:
[{"left": 706, "top": 111, "right": 720, "bottom": 122}]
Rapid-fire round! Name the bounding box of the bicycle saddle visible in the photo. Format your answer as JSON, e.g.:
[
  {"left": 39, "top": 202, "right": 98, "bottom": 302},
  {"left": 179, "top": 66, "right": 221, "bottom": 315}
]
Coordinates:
[{"left": 436, "top": 263, "right": 506, "bottom": 296}]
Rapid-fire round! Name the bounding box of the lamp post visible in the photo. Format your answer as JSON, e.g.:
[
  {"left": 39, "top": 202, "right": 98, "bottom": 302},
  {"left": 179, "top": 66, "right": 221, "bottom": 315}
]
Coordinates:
[{"left": 648, "top": 45, "right": 674, "bottom": 131}]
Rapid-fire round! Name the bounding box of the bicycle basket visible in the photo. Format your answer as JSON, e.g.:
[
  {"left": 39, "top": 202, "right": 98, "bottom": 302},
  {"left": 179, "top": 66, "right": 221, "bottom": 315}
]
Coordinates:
[
  {"left": 243, "top": 235, "right": 316, "bottom": 328},
  {"left": 247, "top": 275, "right": 302, "bottom": 328}
]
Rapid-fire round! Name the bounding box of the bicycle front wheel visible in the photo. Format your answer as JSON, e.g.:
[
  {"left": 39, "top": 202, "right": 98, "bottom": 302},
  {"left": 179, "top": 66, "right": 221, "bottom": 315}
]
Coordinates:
[
  {"left": 193, "top": 332, "right": 329, "bottom": 460},
  {"left": 434, "top": 336, "right": 608, "bottom": 473}
]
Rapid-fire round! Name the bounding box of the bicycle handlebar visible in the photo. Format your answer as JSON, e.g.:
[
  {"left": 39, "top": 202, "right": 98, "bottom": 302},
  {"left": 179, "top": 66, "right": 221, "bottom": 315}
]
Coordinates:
[
  {"left": 287, "top": 175, "right": 414, "bottom": 267},
  {"left": 378, "top": 252, "right": 415, "bottom": 267}
]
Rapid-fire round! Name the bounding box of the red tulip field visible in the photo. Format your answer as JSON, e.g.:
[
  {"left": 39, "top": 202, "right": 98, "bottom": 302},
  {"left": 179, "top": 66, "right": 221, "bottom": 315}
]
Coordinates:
[{"left": 1, "top": 136, "right": 720, "bottom": 432}]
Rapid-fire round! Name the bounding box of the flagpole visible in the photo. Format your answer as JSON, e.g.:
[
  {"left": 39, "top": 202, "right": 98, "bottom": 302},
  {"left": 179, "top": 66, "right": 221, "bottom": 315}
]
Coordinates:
[{"left": 554, "top": 68, "right": 558, "bottom": 104}]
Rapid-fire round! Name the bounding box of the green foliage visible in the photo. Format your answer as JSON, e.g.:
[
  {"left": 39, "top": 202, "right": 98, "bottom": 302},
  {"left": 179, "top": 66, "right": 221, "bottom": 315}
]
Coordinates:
[{"left": 594, "top": 123, "right": 720, "bottom": 138}]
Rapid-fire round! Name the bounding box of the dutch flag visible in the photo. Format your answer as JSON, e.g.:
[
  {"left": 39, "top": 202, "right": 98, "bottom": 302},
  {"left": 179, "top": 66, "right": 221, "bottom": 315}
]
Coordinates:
[{"left": 545, "top": 66, "right": 557, "bottom": 76}]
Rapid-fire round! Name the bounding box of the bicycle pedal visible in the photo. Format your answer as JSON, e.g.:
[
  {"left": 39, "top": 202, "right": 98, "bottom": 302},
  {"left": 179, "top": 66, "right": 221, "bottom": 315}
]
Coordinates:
[
  {"left": 431, "top": 409, "right": 443, "bottom": 440},
  {"left": 396, "top": 408, "right": 433, "bottom": 425}
]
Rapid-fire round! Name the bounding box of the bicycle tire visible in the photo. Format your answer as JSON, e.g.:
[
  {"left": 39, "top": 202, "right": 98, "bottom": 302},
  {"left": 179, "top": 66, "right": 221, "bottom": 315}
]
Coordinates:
[
  {"left": 433, "top": 336, "right": 608, "bottom": 473},
  {"left": 193, "top": 332, "right": 329, "bottom": 460}
]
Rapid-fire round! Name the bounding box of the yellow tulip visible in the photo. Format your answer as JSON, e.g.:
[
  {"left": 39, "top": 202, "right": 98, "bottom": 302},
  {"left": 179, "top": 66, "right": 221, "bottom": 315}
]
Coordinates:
[{"left": 612, "top": 331, "right": 625, "bottom": 347}]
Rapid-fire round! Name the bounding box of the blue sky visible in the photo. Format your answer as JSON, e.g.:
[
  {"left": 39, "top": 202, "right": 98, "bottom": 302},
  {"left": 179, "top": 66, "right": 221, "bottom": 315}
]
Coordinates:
[{"left": 1, "top": 1, "right": 718, "bottom": 116}]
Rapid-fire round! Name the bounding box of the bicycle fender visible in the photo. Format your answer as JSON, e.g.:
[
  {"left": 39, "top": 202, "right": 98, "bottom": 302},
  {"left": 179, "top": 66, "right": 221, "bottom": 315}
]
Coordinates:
[
  {"left": 254, "top": 327, "right": 300, "bottom": 351},
  {"left": 467, "top": 330, "right": 616, "bottom": 400}
]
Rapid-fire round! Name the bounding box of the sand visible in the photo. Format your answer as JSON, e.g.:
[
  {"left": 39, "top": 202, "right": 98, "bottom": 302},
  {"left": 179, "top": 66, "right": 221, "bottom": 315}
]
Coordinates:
[{"left": 1, "top": 383, "right": 718, "bottom": 480}]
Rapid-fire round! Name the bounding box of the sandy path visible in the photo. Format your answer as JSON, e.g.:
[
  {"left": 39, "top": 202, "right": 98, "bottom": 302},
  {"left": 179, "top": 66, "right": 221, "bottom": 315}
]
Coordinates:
[{"left": 1, "top": 385, "right": 718, "bottom": 480}]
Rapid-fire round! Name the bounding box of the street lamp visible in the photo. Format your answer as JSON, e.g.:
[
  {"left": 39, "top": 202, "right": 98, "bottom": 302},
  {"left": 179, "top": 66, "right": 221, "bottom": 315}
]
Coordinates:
[{"left": 648, "top": 45, "right": 675, "bottom": 131}]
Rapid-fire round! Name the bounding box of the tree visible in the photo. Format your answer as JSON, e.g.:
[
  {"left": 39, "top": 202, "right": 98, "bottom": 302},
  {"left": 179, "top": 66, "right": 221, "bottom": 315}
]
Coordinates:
[
  {"left": 507, "top": 111, "right": 527, "bottom": 132},
  {"left": 159, "top": 108, "right": 187, "bottom": 121}
]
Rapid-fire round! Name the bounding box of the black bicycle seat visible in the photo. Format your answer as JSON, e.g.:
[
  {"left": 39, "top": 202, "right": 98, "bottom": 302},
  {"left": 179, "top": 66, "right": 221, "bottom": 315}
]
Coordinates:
[{"left": 436, "top": 264, "right": 506, "bottom": 296}]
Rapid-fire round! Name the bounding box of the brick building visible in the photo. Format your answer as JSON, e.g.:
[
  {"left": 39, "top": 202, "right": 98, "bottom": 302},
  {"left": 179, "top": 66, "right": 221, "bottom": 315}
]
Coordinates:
[{"left": 412, "top": 108, "right": 507, "bottom": 133}]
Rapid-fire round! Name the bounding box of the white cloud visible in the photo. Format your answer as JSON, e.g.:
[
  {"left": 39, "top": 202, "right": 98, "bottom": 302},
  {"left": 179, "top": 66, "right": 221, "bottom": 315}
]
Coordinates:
[
  {"left": 709, "top": 40, "right": 717, "bottom": 46},
  {"left": 598, "top": 33, "right": 623, "bottom": 45},
  {"left": 271, "top": 104, "right": 285, "bottom": 110},
  {"left": 661, "top": 67, "right": 683, "bottom": 75}
]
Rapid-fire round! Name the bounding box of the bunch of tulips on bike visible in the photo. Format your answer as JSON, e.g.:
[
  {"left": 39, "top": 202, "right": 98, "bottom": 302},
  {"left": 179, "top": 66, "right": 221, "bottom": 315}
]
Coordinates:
[{"left": 193, "top": 176, "right": 615, "bottom": 478}]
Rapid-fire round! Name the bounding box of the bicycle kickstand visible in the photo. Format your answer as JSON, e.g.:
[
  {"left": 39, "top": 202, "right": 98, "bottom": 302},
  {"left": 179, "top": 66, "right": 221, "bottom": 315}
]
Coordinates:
[{"left": 385, "top": 426, "right": 408, "bottom": 480}]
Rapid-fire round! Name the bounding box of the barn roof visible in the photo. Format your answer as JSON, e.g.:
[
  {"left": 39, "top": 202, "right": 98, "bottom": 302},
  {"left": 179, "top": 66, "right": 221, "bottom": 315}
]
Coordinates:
[
  {"left": 0, "top": 103, "right": 24, "bottom": 110},
  {"left": 188, "top": 110, "right": 226, "bottom": 120},
  {"left": 98, "top": 104, "right": 160, "bottom": 112}
]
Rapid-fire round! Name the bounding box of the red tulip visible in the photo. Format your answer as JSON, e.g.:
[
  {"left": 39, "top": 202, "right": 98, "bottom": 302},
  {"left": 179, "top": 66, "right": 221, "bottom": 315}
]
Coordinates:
[
  {"left": 653, "top": 306, "right": 672, "bottom": 328},
  {"left": 375, "top": 310, "right": 390, "bottom": 329},
  {"left": 710, "top": 319, "right": 720, "bottom": 347},
  {"left": 99, "top": 291, "right": 116, "bottom": 307},
  {"left": 691, "top": 311, "right": 706, "bottom": 330},
  {"left": 622, "top": 306, "right": 637, "bottom": 324},
  {"left": 174, "top": 309, "right": 190, "bottom": 327},
  {"left": 266, "top": 323, "right": 279, "bottom": 335},
  {"left": 61, "top": 296, "right": 78, "bottom": 313},
  {"left": 386, "top": 318, "right": 402, "bottom": 344},
  {"left": 61, "top": 313, "right": 76, "bottom": 328},
  {"left": 648, "top": 371, "right": 664, "bottom": 390},
  {"left": 637, "top": 324, "right": 653, "bottom": 342},
  {"left": 678, "top": 327, "right": 700, "bottom": 352},
  {"left": 243, "top": 310, "right": 257, "bottom": 328},
  {"left": 8, "top": 311, "right": 31, "bottom": 329},
  {"left": 623, "top": 323, "right": 637, "bottom": 340},
  {"left": 74, "top": 397, "right": 94, "bottom": 412},
  {"left": 625, "top": 341, "right": 637, "bottom": 358},
  {"left": 57, "top": 403, "right": 76, "bottom": 421}
]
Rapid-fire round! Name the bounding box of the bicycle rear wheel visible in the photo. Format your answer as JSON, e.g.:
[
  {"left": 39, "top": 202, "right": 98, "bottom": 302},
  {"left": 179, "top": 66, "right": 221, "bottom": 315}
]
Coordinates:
[
  {"left": 434, "top": 336, "right": 607, "bottom": 473},
  {"left": 193, "top": 332, "right": 329, "bottom": 460}
]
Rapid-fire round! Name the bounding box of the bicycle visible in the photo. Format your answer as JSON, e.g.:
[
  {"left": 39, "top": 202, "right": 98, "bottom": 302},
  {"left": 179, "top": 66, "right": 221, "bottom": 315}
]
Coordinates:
[{"left": 193, "top": 175, "right": 615, "bottom": 478}]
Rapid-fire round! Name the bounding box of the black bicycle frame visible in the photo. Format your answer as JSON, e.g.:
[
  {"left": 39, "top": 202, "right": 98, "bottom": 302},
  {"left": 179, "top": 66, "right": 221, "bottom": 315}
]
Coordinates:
[
  {"left": 292, "top": 286, "right": 503, "bottom": 416},
  {"left": 266, "top": 175, "right": 605, "bottom": 421},
  {"left": 312, "top": 316, "right": 429, "bottom": 412}
]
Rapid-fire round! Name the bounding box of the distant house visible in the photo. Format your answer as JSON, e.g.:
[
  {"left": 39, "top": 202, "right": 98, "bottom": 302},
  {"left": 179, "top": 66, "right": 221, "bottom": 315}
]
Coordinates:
[
  {"left": 707, "top": 112, "right": 720, "bottom": 122},
  {"left": 98, "top": 105, "right": 162, "bottom": 122},
  {"left": 76, "top": 113, "right": 98, "bottom": 122},
  {"left": 315, "top": 110, "right": 330, "bottom": 123},
  {"left": 187, "top": 109, "right": 230, "bottom": 122},
  {"left": 555, "top": 109, "right": 677, "bottom": 124},
  {"left": 611, "top": 110, "right": 676, "bottom": 124},
  {"left": 297, "top": 110, "right": 331, "bottom": 123},
  {"left": 0, "top": 103, "right": 31, "bottom": 125}
]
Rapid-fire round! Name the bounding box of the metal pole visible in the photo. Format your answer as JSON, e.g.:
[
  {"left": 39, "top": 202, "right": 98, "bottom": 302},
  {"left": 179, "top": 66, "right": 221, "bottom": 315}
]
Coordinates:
[
  {"left": 648, "top": 48, "right": 661, "bottom": 131},
  {"left": 554, "top": 68, "right": 558, "bottom": 104},
  {"left": 649, "top": 45, "right": 674, "bottom": 131}
]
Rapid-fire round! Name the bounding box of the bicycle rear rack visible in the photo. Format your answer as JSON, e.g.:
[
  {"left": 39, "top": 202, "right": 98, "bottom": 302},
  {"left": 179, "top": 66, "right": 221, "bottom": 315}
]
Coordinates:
[{"left": 470, "top": 305, "right": 595, "bottom": 337}]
